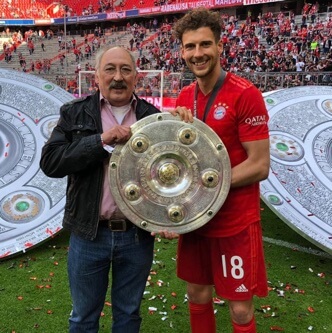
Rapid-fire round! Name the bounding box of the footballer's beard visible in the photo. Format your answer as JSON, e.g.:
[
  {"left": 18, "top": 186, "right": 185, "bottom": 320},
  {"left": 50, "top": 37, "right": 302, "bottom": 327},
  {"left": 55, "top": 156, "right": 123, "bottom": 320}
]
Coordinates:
[
  {"left": 187, "top": 59, "right": 210, "bottom": 78},
  {"left": 187, "top": 57, "right": 215, "bottom": 79}
]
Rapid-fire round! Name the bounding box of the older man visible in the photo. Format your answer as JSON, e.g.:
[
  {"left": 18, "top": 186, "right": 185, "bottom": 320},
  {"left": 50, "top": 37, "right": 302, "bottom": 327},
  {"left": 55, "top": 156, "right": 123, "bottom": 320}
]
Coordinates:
[{"left": 40, "top": 46, "right": 160, "bottom": 333}]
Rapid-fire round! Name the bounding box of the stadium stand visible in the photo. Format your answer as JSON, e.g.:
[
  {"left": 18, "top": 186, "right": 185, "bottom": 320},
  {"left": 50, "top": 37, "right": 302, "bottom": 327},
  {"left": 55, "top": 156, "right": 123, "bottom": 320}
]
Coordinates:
[{"left": 0, "top": 1, "right": 332, "bottom": 96}]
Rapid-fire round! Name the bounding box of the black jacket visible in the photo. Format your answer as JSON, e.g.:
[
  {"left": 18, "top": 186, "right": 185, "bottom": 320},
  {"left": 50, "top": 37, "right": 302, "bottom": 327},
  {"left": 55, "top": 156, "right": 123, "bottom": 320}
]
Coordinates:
[{"left": 40, "top": 91, "right": 160, "bottom": 240}]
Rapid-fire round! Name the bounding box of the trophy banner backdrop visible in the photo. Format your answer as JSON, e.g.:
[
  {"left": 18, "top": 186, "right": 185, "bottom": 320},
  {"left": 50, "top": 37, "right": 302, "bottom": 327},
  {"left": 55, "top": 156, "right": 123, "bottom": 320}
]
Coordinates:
[
  {"left": 0, "top": 69, "right": 74, "bottom": 260},
  {"left": 2, "top": 71, "right": 331, "bottom": 257},
  {"left": 262, "top": 86, "right": 332, "bottom": 255}
]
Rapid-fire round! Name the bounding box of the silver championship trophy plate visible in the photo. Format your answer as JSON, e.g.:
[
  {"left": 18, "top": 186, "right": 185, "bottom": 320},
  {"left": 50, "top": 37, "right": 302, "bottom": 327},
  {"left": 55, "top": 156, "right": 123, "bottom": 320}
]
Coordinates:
[
  {"left": 0, "top": 69, "right": 74, "bottom": 260},
  {"left": 261, "top": 86, "right": 332, "bottom": 255},
  {"left": 109, "top": 113, "right": 231, "bottom": 234}
]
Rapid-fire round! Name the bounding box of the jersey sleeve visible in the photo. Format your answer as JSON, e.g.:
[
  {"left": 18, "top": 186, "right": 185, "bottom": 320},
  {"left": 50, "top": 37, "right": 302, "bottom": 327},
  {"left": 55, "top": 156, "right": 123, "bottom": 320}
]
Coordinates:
[{"left": 236, "top": 85, "right": 269, "bottom": 142}]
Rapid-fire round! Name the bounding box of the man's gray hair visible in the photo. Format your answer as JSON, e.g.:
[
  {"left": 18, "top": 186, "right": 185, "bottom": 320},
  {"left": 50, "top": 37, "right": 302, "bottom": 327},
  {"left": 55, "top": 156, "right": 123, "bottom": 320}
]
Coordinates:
[{"left": 95, "top": 45, "right": 137, "bottom": 71}]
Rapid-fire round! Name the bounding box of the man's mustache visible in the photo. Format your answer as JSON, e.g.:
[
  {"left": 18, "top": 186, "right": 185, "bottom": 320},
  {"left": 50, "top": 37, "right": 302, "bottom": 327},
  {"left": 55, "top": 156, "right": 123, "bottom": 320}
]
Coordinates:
[{"left": 109, "top": 81, "right": 127, "bottom": 89}]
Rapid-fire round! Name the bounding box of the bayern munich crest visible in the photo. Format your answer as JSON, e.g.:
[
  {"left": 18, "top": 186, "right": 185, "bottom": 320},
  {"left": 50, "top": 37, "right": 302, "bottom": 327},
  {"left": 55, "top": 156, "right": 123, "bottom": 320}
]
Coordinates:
[{"left": 213, "top": 103, "right": 227, "bottom": 120}]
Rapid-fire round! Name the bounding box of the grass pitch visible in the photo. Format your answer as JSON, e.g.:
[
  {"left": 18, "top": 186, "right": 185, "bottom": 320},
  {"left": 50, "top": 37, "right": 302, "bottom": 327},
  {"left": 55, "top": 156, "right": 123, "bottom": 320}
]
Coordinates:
[{"left": 0, "top": 202, "right": 331, "bottom": 333}]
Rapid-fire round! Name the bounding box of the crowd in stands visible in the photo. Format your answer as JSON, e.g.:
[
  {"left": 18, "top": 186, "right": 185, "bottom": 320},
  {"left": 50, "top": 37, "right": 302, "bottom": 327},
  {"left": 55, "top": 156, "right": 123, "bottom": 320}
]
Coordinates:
[
  {"left": 0, "top": 0, "right": 184, "bottom": 19},
  {"left": 1, "top": 3, "right": 332, "bottom": 95},
  {"left": 1, "top": 0, "right": 48, "bottom": 19},
  {"left": 0, "top": 25, "right": 104, "bottom": 78},
  {"left": 131, "top": 4, "right": 332, "bottom": 93}
]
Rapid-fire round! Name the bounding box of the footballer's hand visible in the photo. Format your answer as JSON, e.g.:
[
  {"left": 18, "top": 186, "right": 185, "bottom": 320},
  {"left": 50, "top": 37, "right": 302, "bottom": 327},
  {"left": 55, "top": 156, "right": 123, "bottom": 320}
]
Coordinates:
[{"left": 169, "top": 107, "right": 194, "bottom": 123}]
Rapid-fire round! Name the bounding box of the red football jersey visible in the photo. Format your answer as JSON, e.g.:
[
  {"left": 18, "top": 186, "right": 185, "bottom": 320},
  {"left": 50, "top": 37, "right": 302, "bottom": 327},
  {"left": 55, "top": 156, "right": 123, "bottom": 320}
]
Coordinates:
[{"left": 176, "top": 73, "right": 269, "bottom": 237}]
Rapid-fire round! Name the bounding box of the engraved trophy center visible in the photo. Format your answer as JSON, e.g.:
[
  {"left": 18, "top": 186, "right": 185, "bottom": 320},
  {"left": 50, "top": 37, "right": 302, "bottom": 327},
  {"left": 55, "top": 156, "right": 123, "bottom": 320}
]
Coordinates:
[{"left": 158, "top": 162, "right": 180, "bottom": 185}]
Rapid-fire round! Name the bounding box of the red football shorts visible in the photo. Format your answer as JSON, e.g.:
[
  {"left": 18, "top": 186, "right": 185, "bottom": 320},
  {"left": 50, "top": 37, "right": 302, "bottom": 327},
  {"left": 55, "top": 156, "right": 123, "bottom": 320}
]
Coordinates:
[{"left": 177, "top": 221, "right": 268, "bottom": 301}]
